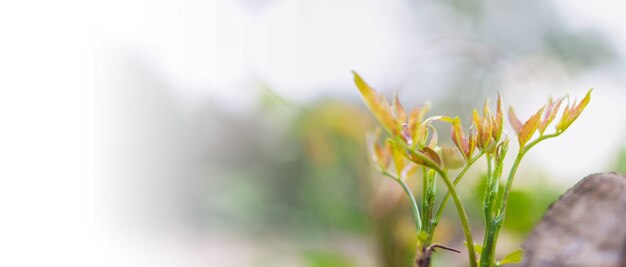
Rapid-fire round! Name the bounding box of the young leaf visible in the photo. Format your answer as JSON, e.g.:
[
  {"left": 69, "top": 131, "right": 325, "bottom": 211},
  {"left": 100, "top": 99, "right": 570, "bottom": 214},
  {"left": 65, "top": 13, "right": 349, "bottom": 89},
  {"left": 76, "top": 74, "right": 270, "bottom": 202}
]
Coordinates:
[
  {"left": 483, "top": 99, "right": 491, "bottom": 118},
  {"left": 518, "top": 106, "right": 545, "bottom": 148},
  {"left": 353, "top": 71, "right": 395, "bottom": 133},
  {"left": 391, "top": 145, "right": 406, "bottom": 178},
  {"left": 366, "top": 129, "right": 389, "bottom": 171},
  {"left": 422, "top": 146, "right": 442, "bottom": 167},
  {"left": 556, "top": 89, "right": 592, "bottom": 133},
  {"left": 473, "top": 109, "right": 482, "bottom": 136},
  {"left": 393, "top": 93, "right": 407, "bottom": 123},
  {"left": 538, "top": 96, "right": 564, "bottom": 134},
  {"left": 442, "top": 145, "right": 465, "bottom": 169},
  {"left": 468, "top": 124, "right": 477, "bottom": 158},
  {"left": 408, "top": 102, "right": 431, "bottom": 146},
  {"left": 388, "top": 139, "right": 439, "bottom": 169},
  {"left": 450, "top": 117, "right": 470, "bottom": 160},
  {"left": 463, "top": 242, "right": 483, "bottom": 255},
  {"left": 474, "top": 243, "right": 483, "bottom": 255},
  {"left": 479, "top": 116, "right": 493, "bottom": 150},
  {"left": 498, "top": 248, "right": 524, "bottom": 265},
  {"left": 493, "top": 93, "right": 504, "bottom": 141},
  {"left": 426, "top": 124, "right": 439, "bottom": 149},
  {"left": 508, "top": 106, "right": 523, "bottom": 134}
]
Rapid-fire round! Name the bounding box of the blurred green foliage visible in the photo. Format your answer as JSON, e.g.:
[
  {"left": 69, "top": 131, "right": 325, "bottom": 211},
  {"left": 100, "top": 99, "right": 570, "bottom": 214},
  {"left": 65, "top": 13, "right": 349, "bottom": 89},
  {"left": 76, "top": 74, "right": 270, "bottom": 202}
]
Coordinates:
[
  {"left": 303, "top": 250, "right": 356, "bottom": 267},
  {"left": 616, "top": 147, "right": 626, "bottom": 174},
  {"left": 468, "top": 174, "right": 561, "bottom": 235}
]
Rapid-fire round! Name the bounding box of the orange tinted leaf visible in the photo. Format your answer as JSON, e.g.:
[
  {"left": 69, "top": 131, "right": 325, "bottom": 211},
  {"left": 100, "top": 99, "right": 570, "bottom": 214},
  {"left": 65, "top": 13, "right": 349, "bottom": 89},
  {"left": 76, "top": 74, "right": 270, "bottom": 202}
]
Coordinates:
[
  {"left": 539, "top": 96, "right": 564, "bottom": 134},
  {"left": 508, "top": 106, "right": 523, "bottom": 134},
  {"left": 388, "top": 139, "right": 439, "bottom": 169},
  {"left": 450, "top": 117, "right": 470, "bottom": 160},
  {"left": 555, "top": 102, "right": 571, "bottom": 132},
  {"left": 472, "top": 109, "right": 482, "bottom": 135},
  {"left": 556, "top": 89, "right": 592, "bottom": 133},
  {"left": 482, "top": 99, "right": 491, "bottom": 120},
  {"left": 353, "top": 71, "right": 395, "bottom": 133},
  {"left": 493, "top": 93, "right": 504, "bottom": 141},
  {"left": 518, "top": 106, "right": 545, "bottom": 147},
  {"left": 468, "top": 123, "right": 477, "bottom": 158},
  {"left": 408, "top": 102, "right": 431, "bottom": 145},
  {"left": 422, "top": 146, "right": 442, "bottom": 167},
  {"left": 366, "top": 130, "right": 387, "bottom": 171},
  {"left": 479, "top": 116, "right": 492, "bottom": 150},
  {"left": 574, "top": 89, "right": 592, "bottom": 116},
  {"left": 393, "top": 93, "right": 407, "bottom": 123}
]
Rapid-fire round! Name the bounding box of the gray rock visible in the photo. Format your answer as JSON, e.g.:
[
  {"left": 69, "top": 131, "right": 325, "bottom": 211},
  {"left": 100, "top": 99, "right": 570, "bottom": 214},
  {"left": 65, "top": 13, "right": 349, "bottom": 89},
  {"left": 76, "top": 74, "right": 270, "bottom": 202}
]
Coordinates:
[{"left": 520, "top": 173, "right": 626, "bottom": 267}]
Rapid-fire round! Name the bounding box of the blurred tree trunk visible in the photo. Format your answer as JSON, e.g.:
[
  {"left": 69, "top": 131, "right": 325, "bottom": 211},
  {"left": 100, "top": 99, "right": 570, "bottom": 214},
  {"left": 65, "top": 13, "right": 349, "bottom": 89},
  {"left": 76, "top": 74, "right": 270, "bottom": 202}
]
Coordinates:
[{"left": 519, "top": 173, "right": 626, "bottom": 267}]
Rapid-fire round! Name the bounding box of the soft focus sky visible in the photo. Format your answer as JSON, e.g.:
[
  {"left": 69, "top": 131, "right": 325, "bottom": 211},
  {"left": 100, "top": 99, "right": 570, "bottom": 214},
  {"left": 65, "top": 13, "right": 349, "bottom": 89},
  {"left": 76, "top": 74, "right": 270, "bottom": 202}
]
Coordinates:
[
  {"left": 93, "top": 0, "right": 626, "bottom": 179},
  {"left": 1, "top": 0, "right": 626, "bottom": 266}
]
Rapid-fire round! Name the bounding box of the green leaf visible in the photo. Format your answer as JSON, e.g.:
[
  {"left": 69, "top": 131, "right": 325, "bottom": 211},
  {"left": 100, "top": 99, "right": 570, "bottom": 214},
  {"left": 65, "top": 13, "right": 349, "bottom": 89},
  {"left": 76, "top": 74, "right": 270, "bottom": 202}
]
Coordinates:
[
  {"left": 498, "top": 248, "right": 524, "bottom": 265},
  {"left": 474, "top": 243, "right": 483, "bottom": 255}
]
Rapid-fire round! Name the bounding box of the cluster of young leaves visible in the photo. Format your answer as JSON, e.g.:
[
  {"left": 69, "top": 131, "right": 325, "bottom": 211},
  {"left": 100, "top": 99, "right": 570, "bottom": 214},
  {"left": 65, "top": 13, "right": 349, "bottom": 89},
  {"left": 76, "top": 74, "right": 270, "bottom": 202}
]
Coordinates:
[
  {"left": 353, "top": 70, "right": 591, "bottom": 267},
  {"left": 508, "top": 91, "right": 592, "bottom": 149},
  {"left": 355, "top": 71, "right": 443, "bottom": 176}
]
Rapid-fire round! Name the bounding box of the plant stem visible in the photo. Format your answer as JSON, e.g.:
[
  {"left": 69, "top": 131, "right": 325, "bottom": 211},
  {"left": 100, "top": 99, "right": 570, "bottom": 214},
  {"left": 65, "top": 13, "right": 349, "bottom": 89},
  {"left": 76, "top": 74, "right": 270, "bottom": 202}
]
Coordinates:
[
  {"left": 433, "top": 152, "right": 484, "bottom": 226},
  {"left": 392, "top": 175, "right": 423, "bottom": 233},
  {"left": 422, "top": 167, "right": 429, "bottom": 229},
  {"left": 497, "top": 133, "right": 557, "bottom": 219},
  {"left": 435, "top": 169, "right": 477, "bottom": 267},
  {"left": 483, "top": 155, "right": 493, "bottom": 220},
  {"left": 479, "top": 133, "right": 560, "bottom": 267},
  {"left": 479, "top": 222, "right": 500, "bottom": 267},
  {"left": 479, "top": 155, "right": 496, "bottom": 267}
]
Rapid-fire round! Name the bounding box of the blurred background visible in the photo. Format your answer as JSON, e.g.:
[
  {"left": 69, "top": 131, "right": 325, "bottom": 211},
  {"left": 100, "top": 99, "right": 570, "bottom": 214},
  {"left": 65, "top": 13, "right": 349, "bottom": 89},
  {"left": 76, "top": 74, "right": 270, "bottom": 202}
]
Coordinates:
[
  {"left": 96, "top": 0, "right": 626, "bottom": 266},
  {"left": 2, "top": 0, "right": 625, "bottom": 266}
]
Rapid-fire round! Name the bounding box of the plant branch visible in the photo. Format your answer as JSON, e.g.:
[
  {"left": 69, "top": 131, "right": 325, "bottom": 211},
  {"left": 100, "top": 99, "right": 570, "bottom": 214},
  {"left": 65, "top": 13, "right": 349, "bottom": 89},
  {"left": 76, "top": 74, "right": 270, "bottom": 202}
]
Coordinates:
[
  {"left": 384, "top": 172, "right": 423, "bottom": 232},
  {"left": 434, "top": 168, "right": 478, "bottom": 267},
  {"left": 433, "top": 151, "right": 485, "bottom": 225}
]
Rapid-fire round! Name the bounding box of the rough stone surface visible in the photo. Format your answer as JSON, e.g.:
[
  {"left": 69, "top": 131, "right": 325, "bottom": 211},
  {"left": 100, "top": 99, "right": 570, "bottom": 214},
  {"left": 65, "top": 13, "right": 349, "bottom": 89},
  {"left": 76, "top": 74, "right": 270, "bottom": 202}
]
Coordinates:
[{"left": 519, "top": 172, "right": 626, "bottom": 267}]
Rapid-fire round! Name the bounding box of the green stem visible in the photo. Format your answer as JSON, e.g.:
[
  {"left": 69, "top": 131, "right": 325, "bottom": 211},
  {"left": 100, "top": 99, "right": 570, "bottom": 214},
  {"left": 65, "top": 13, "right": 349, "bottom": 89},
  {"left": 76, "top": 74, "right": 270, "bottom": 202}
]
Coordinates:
[
  {"left": 480, "top": 133, "right": 560, "bottom": 267},
  {"left": 497, "top": 133, "right": 558, "bottom": 219},
  {"left": 479, "top": 155, "right": 496, "bottom": 267},
  {"left": 387, "top": 173, "right": 422, "bottom": 233},
  {"left": 435, "top": 169, "right": 477, "bottom": 267},
  {"left": 422, "top": 167, "right": 429, "bottom": 230},
  {"left": 433, "top": 152, "right": 485, "bottom": 226},
  {"left": 479, "top": 222, "right": 500, "bottom": 267},
  {"left": 483, "top": 155, "right": 493, "bottom": 220}
]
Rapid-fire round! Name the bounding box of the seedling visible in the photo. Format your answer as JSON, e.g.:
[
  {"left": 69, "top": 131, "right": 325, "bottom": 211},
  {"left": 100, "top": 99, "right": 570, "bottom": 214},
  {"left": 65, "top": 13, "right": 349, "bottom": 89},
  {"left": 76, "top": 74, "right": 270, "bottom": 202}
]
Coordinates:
[{"left": 353, "top": 71, "right": 591, "bottom": 267}]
